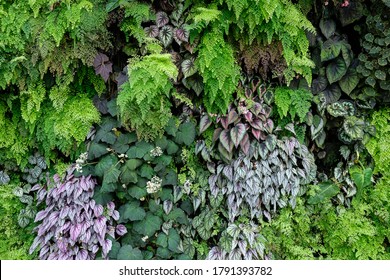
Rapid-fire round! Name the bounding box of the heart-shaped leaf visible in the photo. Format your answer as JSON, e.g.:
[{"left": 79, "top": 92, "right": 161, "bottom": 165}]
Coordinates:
[
  {"left": 159, "top": 25, "right": 173, "bottom": 47},
  {"left": 144, "top": 25, "right": 159, "bottom": 38},
  {"left": 199, "top": 114, "right": 212, "bottom": 134},
  {"left": 181, "top": 58, "right": 197, "bottom": 78},
  {"left": 219, "top": 129, "right": 233, "bottom": 152},
  {"left": 93, "top": 53, "right": 112, "bottom": 82},
  {"left": 319, "top": 18, "right": 336, "bottom": 39},
  {"left": 326, "top": 57, "right": 347, "bottom": 84},
  {"left": 339, "top": 67, "right": 359, "bottom": 95},
  {"left": 230, "top": 124, "right": 246, "bottom": 148},
  {"left": 156, "top": 11, "right": 169, "bottom": 27}
]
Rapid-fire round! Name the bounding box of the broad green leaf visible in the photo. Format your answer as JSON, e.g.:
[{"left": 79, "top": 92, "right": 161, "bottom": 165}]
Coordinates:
[
  {"left": 319, "top": 18, "right": 336, "bottom": 39},
  {"left": 339, "top": 68, "right": 359, "bottom": 95},
  {"left": 119, "top": 201, "right": 146, "bottom": 222},
  {"left": 128, "top": 186, "right": 147, "bottom": 199},
  {"left": 126, "top": 141, "right": 153, "bottom": 159},
  {"left": 95, "top": 154, "right": 117, "bottom": 177},
  {"left": 349, "top": 166, "right": 372, "bottom": 189},
  {"left": 166, "top": 141, "right": 179, "bottom": 155},
  {"left": 133, "top": 213, "right": 162, "bottom": 237},
  {"left": 120, "top": 170, "right": 138, "bottom": 185},
  {"left": 321, "top": 84, "right": 341, "bottom": 104},
  {"left": 117, "top": 245, "right": 143, "bottom": 260},
  {"left": 156, "top": 247, "right": 171, "bottom": 259},
  {"left": 156, "top": 233, "right": 168, "bottom": 248},
  {"left": 308, "top": 182, "right": 340, "bottom": 204},
  {"left": 165, "top": 118, "right": 178, "bottom": 137},
  {"left": 312, "top": 76, "right": 328, "bottom": 95},
  {"left": 123, "top": 159, "right": 143, "bottom": 171},
  {"left": 326, "top": 57, "right": 347, "bottom": 84},
  {"left": 88, "top": 142, "right": 108, "bottom": 160},
  {"left": 181, "top": 58, "right": 197, "bottom": 78},
  {"left": 168, "top": 228, "right": 182, "bottom": 253},
  {"left": 175, "top": 122, "right": 196, "bottom": 146},
  {"left": 140, "top": 164, "right": 154, "bottom": 179},
  {"left": 112, "top": 133, "right": 137, "bottom": 154}
]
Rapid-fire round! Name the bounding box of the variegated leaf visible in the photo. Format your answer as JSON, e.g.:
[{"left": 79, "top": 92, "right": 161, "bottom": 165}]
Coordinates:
[
  {"left": 159, "top": 25, "right": 173, "bottom": 47},
  {"left": 230, "top": 124, "right": 246, "bottom": 148},
  {"left": 181, "top": 57, "right": 197, "bottom": 78},
  {"left": 144, "top": 25, "right": 159, "bottom": 38},
  {"left": 156, "top": 11, "right": 169, "bottom": 27}
]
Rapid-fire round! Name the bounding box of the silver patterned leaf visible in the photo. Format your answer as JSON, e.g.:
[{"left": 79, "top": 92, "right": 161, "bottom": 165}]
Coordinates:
[
  {"left": 13, "top": 187, "right": 24, "bottom": 197},
  {"left": 163, "top": 200, "right": 173, "bottom": 215},
  {"left": 158, "top": 25, "right": 173, "bottom": 47},
  {"left": 156, "top": 11, "right": 169, "bottom": 27}
]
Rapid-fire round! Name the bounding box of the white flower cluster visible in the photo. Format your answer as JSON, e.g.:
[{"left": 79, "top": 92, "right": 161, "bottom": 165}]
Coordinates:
[
  {"left": 146, "top": 176, "right": 162, "bottom": 194},
  {"left": 141, "top": 235, "right": 149, "bottom": 242},
  {"left": 75, "top": 152, "right": 88, "bottom": 172},
  {"left": 150, "top": 146, "right": 163, "bottom": 157}
]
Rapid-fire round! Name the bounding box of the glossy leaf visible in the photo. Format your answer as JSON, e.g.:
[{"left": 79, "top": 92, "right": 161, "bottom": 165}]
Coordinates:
[
  {"left": 159, "top": 25, "right": 173, "bottom": 47},
  {"left": 230, "top": 124, "right": 246, "bottom": 148},
  {"left": 326, "top": 57, "right": 347, "bottom": 84}
]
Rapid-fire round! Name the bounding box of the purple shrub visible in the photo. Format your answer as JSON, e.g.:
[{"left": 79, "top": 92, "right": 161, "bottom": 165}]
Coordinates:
[{"left": 29, "top": 166, "right": 127, "bottom": 260}]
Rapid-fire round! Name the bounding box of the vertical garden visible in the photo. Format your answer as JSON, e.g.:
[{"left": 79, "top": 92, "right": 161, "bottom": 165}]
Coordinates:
[{"left": 0, "top": 0, "right": 389, "bottom": 260}]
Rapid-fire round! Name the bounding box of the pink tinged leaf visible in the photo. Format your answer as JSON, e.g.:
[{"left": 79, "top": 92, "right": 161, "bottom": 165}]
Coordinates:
[
  {"left": 263, "top": 104, "right": 272, "bottom": 117},
  {"left": 250, "top": 118, "right": 263, "bottom": 130},
  {"left": 238, "top": 240, "right": 247, "bottom": 256},
  {"left": 89, "top": 200, "right": 96, "bottom": 210},
  {"left": 37, "top": 188, "right": 47, "bottom": 203},
  {"left": 79, "top": 177, "right": 89, "bottom": 191},
  {"left": 228, "top": 110, "right": 239, "bottom": 124},
  {"left": 220, "top": 117, "right": 229, "bottom": 129},
  {"left": 230, "top": 124, "right": 246, "bottom": 148},
  {"left": 199, "top": 115, "right": 212, "bottom": 134},
  {"left": 244, "top": 111, "right": 253, "bottom": 122},
  {"left": 44, "top": 231, "right": 54, "bottom": 245},
  {"left": 144, "top": 25, "right": 159, "bottom": 37},
  {"left": 57, "top": 238, "right": 68, "bottom": 252},
  {"left": 252, "top": 102, "right": 262, "bottom": 115},
  {"left": 73, "top": 185, "right": 83, "bottom": 200},
  {"left": 116, "top": 224, "right": 127, "bottom": 236},
  {"left": 34, "top": 210, "right": 48, "bottom": 222},
  {"left": 70, "top": 223, "right": 83, "bottom": 241},
  {"left": 111, "top": 210, "right": 120, "bottom": 221},
  {"left": 240, "top": 133, "right": 250, "bottom": 155},
  {"left": 174, "top": 27, "right": 189, "bottom": 42},
  {"left": 59, "top": 206, "right": 70, "bottom": 220},
  {"left": 93, "top": 53, "right": 113, "bottom": 82},
  {"left": 156, "top": 11, "right": 169, "bottom": 27},
  {"left": 107, "top": 201, "right": 115, "bottom": 211},
  {"left": 220, "top": 129, "right": 234, "bottom": 152},
  {"left": 48, "top": 253, "right": 58, "bottom": 260},
  {"left": 80, "top": 230, "right": 91, "bottom": 243},
  {"left": 213, "top": 128, "right": 222, "bottom": 142},
  {"left": 252, "top": 128, "right": 261, "bottom": 140},
  {"left": 53, "top": 174, "right": 61, "bottom": 184},
  {"left": 265, "top": 119, "right": 274, "bottom": 133},
  {"left": 75, "top": 249, "right": 88, "bottom": 260},
  {"left": 94, "top": 216, "right": 107, "bottom": 237},
  {"left": 93, "top": 205, "right": 104, "bottom": 217}
]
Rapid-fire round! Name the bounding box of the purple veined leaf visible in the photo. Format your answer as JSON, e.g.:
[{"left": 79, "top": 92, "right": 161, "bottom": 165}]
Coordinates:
[
  {"left": 107, "top": 201, "right": 115, "bottom": 213},
  {"left": 31, "top": 184, "right": 42, "bottom": 191},
  {"left": 111, "top": 210, "right": 120, "bottom": 221},
  {"left": 207, "top": 162, "right": 216, "bottom": 174},
  {"left": 244, "top": 111, "right": 253, "bottom": 122},
  {"left": 39, "top": 245, "right": 50, "bottom": 260},
  {"left": 252, "top": 102, "right": 262, "bottom": 115},
  {"left": 240, "top": 133, "right": 250, "bottom": 155},
  {"left": 163, "top": 200, "right": 173, "bottom": 215},
  {"left": 228, "top": 109, "right": 239, "bottom": 124},
  {"left": 116, "top": 224, "right": 127, "bottom": 236},
  {"left": 59, "top": 206, "right": 70, "bottom": 220},
  {"left": 37, "top": 188, "right": 47, "bottom": 203},
  {"left": 47, "top": 211, "right": 60, "bottom": 225},
  {"left": 76, "top": 249, "right": 88, "bottom": 260},
  {"left": 48, "top": 252, "right": 58, "bottom": 260},
  {"left": 89, "top": 200, "right": 96, "bottom": 211},
  {"left": 34, "top": 210, "right": 48, "bottom": 222},
  {"left": 93, "top": 205, "right": 104, "bottom": 217},
  {"left": 220, "top": 117, "right": 229, "bottom": 130},
  {"left": 199, "top": 114, "right": 212, "bottom": 134},
  {"left": 285, "top": 138, "right": 296, "bottom": 156},
  {"left": 65, "top": 182, "right": 74, "bottom": 197},
  {"left": 93, "top": 53, "right": 113, "bottom": 82},
  {"left": 73, "top": 185, "right": 83, "bottom": 200},
  {"left": 93, "top": 216, "right": 107, "bottom": 237},
  {"left": 68, "top": 205, "right": 77, "bottom": 221},
  {"left": 156, "top": 11, "right": 169, "bottom": 27},
  {"left": 102, "top": 239, "right": 112, "bottom": 257},
  {"left": 29, "top": 236, "right": 42, "bottom": 254},
  {"left": 144, "top": 25, "right": 159, "bottom": 38},
  {"left": 213, "top": 127, "right": 223, "bottom": 142},
  {"left": 79, "top": 177, "right": 89, "bottom": 191},
  {"left": 230, "top": 123, "right": 246, "bottom": 148},
  {"left": 57, "top": 238, "right": 68, "bottom": 252},
  {"left": 220, "top": 129, "right": 234, "bottom": 152},
  {"left": 107, "top": 225, "right": 115, "bottom": 237},
  {"left": 70, "top": 223, "right": 83, "bottom": 241},
  {"left": 53, "top": 174, "right": 61, "bottom": 184},
  {"left": 250, "top": 118, "right": 263, "bottom": 130},
  {"left": 223, "top": 166, "right": 233, "bottom": 181},
  {"left": 86, "top": 176, "right": 95, "bottom": 191},
  {"left": 91, "top": 244, "right": 99, "bottom": 254},
  {"left": 238, "top": 240, "right": 247, "bottom": 256}
]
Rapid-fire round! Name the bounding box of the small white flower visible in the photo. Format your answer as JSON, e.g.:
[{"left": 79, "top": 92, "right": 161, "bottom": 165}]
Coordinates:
[
  {"left": 140, "top": 197, "right": 145, "bottom": 201},
  {"left": 141, "top": 235, "right": 149, "bottom": 242},
  {"left": 150, "top": 146, "right": 163, "bottom": 157},
  {"left": 146, "top": 176, "right": 162, "bottom": 194}
]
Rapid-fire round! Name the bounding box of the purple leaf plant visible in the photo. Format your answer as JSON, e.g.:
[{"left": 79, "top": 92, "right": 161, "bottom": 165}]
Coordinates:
[{"left": 29, "top": 166, "right": 127, "bottom": 260}]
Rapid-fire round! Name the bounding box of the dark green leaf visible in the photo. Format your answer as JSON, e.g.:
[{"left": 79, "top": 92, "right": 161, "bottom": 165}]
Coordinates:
[
  {"left": 320, "top": 18, "right": 336, "bottom": 39},
  {"left": 117, "top": 245, "right": 143, "bottom": 260},
  {"left": 140, "top": 164, "right": 154, "bottom": 179},
  {"left": 339, "top": 68, "right": 359, "bottom": 95},
  {"left": 113, "top": 133, "right": 137, "bottom": 154},
  {"left": 168, "top": 228, "right": 182, "bottom": 253},
  {"left": 326, "top": 57, "right": 347, "bottom": 84},
  {"left": 134, "top": 213, "right": 162, "bottom": 237},
  {"left": 119, "top": 201, "right": 146, "bottom": 222},
  {"left": 88, "top": 142, "right": 108, "bottom": 160},
  {"left": 175, "top": 122, "right": 196, "bottom": 146}
]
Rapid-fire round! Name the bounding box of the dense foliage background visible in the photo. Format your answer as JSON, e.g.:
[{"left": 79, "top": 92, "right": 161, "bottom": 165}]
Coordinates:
[{"left": 0, "top": 0, "right": 389, "bottom": 260}]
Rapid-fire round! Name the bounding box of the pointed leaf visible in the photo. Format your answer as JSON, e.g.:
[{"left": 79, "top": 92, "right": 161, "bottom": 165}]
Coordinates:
[
  {"left": 320, "top": 18, "right": 336, "bottom": 39},
  {"left": 339, "top": 68, "right": 359, "bottom": 95},
  {"left": 199, "top": 114, "right": 212, "bottom": 134},
  {"left": 181, "top": 58, "right": 197, "bottom": 78},
  {"left": 156, "top": 11, "right": 169, "bottom": 27},
  {"left": 159, "top": 25, "right": 173, "bottom": 47},
  {"left": 144, "top": 25, "right": 159, "bottom": 38},
  {"left": 326, "top": 57, "right": 347, "bottom": 84},
  {"left": 220, "top": 129, "right": 233, "bottom": 152},
  {"left": 230, "top": 124, "right": 246, "bottom": 148},
  {"left": 308, "top": 182, "right": 340, "bottom": 204}
]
